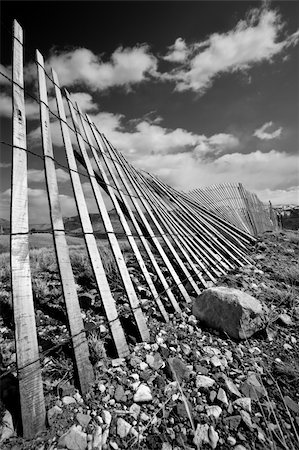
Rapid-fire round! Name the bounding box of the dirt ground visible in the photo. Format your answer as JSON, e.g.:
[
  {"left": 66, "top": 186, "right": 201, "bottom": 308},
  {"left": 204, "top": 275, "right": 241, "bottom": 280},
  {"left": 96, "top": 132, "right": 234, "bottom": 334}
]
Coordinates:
[{"left": 0, "top": 230, "right": 298, "bottom": 449}]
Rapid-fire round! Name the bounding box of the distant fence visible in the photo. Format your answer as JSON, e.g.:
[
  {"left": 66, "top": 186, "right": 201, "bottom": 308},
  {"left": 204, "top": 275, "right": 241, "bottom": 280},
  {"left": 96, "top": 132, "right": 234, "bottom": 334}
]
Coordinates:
[
  {"left": 1, "top": 20, "right": 278, "bottom": 437},
  {"left": 188, "top": 184, "right": 279, "bottom": 235}
]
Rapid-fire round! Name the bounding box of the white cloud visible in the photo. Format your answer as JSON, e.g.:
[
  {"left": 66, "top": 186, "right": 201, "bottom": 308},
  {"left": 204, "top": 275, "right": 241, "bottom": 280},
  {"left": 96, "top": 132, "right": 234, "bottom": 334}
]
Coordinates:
[
  {"left": 90, "top": 112, "right": 239, "bottom": 157},
  {"left": 46, "top": 45, "right": 157, "bottom": 91},
  {"left": 257, "top": 187, "right": 299, "bottom": 205},
  {"left": 28, "top": 168, "right": 69, "bottom": 183},
  {"left": 253, "top": 121, "right": 282, "bottom": 140},
  {"left": 164, "top": 38, "right": 189, "bottom": 63},
  {"left": 161, "top": 8, "right": 299, "bottom": 93}
]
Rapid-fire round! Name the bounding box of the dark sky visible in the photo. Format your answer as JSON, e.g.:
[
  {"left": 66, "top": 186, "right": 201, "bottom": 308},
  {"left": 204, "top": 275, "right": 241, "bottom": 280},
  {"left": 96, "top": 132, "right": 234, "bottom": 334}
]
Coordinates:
[{"left": 0, "top": 1, "right": 298, "bottom": 222}]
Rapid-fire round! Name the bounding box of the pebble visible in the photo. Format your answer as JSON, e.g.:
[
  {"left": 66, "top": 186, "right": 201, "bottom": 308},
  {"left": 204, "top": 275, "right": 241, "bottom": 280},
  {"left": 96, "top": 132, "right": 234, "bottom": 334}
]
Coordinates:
[
  {"left": 278, "top": 313, "right": 293, "bottom": 326},
  {"left": 0, "top": 410, "right": 15, "bottom": 443},
  {"left": 240, "top": 374, "right": 266, "bottom": 400},
  {"left": 224, "top": 376, "right": 241, "bottom": 397},
  {"left": 217, "top": 388, "right": 228, "bottom": 406},
  {"left": 196, "top": 375, "right": 215, "bottom": 388},
  {"left": 283, "top": 343, "right": 293, "bottom": 351},
  {"left": 206, "top": 405, "right": 222, "bottom": 420},
  {"left": 133, "top": 384, "right": 153, "bottom": 403},
  {"left": 47, "top": 405, "right": 62, "bottom": 427},
  {"left": 240, "top": 410, "right": 254, "bottom": 430},
  {"left": 209, "top": 425, "right": 219, "bottom": 449},
  {"left": 234, "top": 446, "right": 247, "bottom": 450},
  {"left": 227, "top": 436, "right": 237, "bottom": 446},
  {"left": 233, "top": 397, "right": 252, "bottom": 413},
  {"left": 117, "top": 418, "right": 131, "bottom": 438},
  {"left": 62, "top": 396, "right": 77, "bottom": 405},
  {"left": 58, "top": 425, "right": 87, "bottom": 450},
  {"left": 76, "top": 412, "right": 91, "bottom": 428}
]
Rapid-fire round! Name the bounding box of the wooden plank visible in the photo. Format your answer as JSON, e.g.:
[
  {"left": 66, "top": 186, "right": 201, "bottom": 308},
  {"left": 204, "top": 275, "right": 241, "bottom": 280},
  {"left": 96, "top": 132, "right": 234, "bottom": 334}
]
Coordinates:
[
  {"left": 88, "top": 120, "right": 182, "bottom": 314},
  {"left": 52, "top": 71, "right": 130, "bottom": 356},
  {"left": 64, "top": 91, "right": 150, "bottom": 341},
  {"left": 78, "top": 111, "right": 169, "bottom": 322},
  {"left": 149, "top": 175, "right": 250, "bottom": 267},
  {"left": 11, "top": 20, "right": 46, "bottom": 438},
  {"left": 36, "top": 50, "right": 94, "bottom": 393},
  {"left": 103, "top": 136, "right": 192, "bottom": 305}
]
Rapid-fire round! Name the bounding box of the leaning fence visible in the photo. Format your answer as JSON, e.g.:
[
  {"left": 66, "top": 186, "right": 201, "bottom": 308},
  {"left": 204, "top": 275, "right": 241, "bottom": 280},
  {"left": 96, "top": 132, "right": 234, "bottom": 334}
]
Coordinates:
[{"left": 0, "top": 20, "right": 279, "bottom": 437}]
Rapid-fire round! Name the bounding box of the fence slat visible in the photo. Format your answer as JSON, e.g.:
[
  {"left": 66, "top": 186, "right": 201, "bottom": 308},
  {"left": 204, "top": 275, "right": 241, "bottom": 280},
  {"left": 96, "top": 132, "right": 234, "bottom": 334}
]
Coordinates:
[
  {"left": 11, "top": 20, "right": 46, "bottom": 438},
  {"left": 103, "top": 136, "right": 193, "bottom": 305},
  {"left": 52, "top": 71, "right": 130, "bottom": 357},
  {"left": 77, "top": 111, "right": 169, "bottom": 322},
  {"left": 88, "top": 121, "right": 182, "bottom": 314},
  {"left": 64, "top": 92, "right": 150, "bottom": 342},
  {"left": 36, "top": 50, "right": 94, "bottom": 393}
]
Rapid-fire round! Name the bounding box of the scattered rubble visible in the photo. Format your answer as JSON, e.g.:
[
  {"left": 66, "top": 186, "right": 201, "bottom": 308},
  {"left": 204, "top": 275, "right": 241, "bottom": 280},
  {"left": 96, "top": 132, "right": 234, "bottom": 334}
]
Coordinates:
[{"left": 0, "top": 230, "right": 298, "bottom": 449}]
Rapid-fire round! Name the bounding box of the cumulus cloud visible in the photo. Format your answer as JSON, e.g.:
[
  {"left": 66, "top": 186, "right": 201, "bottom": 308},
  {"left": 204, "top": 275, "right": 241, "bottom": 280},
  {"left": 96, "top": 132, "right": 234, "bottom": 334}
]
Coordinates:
[
  {"left": 130, "top": 149, "right": 299, "bottom": 206},
  {"left": 45, "top": 45, "right": 157, "bottom": 91},
  {"left": 90, "top": 112, "right": 239, "bottom": 157},
  {"left": 161, "top": 8, "right": 299, "bottom": 93},
  {"left": 253, "top": 121, "right": 282, "bottom": 140},
  {"left": 28, "top": 168, "right": 69, "bottom": 183},
  {"left": 163, "top": 38, "right": 190, "bottom": 63}
]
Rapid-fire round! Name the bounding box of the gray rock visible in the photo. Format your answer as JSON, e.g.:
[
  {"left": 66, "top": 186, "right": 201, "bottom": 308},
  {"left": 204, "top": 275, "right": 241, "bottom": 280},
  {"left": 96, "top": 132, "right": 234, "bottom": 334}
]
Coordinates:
[
  {"left": 133, "top": 384, "right": 153, "bottom": 403},
  {"left": 277, "top": 313, "right": 293, "bottom": 326},
  {"left": 233, "top": 397, "right": 251, "bottom": 413},
  {"left": 58, "top": 425, "right": 87, "bottom": 450},
  {"left": 62, "top": 396, "right": 77, "bottom": 405},
  {"left": 284, "top": 396, "right": 299, "bottom": 414},
  {"left": 0, "top": 410, "right": 15, "bottom": 443},
  {"left": 76, "top": 412, "right": 91, "bottom": 428},
  {"left": 47, "top": 405, "right": 63, "bottom": 426},
  {"left": 217, "top": 388, "right": 228, "bottom": 406},
  {"left": 196, "top": 375, "right": 215, "bottom": 388},
  {"left": 192, "top": 287, "right": 269, "bottom": 339},
  {"left": 240, "top": 374, "right": 266, "bottom": 400}
]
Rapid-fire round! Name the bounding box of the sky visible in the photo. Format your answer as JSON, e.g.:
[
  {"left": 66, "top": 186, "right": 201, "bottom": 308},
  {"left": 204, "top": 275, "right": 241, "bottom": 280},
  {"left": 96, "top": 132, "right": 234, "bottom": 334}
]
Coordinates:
[{"left": 0, "top": 0, "right": 299, "bottom": 223}]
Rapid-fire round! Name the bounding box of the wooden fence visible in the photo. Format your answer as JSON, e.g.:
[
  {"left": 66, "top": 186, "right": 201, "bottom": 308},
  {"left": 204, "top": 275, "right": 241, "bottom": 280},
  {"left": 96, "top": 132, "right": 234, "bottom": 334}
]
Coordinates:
[
  {"left": 188, "top": 183, "right": 279, "bottom": 235},
  {"left": 1, "top": 20, "right": 278, "bottom": 437}
]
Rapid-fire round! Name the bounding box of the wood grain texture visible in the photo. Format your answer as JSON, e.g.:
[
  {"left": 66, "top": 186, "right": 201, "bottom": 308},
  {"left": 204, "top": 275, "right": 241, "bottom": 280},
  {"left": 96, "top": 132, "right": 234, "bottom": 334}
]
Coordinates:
[
  {"left": 65, "top": 94, "right": 149, "bottom": 342},
  {"left": 52, "top": 73, "right": 130, "bottom": 357},
  {"left": 11, "top": 21, "right": 46, "bottom": 438},
  {"left": 36, "top": 50, "right": 94, "bottom": 394}
]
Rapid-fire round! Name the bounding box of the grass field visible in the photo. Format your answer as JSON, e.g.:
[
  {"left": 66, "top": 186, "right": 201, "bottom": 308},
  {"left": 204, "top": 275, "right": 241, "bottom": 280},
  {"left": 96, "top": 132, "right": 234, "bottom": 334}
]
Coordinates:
[{"left": 0, "top": 233, "right": 87, "bottom": 253}]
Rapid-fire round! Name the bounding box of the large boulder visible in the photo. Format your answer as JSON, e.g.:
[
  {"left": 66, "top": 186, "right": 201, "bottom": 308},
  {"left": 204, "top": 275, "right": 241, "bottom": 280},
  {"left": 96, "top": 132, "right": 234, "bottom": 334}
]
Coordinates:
[{"left": 192, "top": 287, "right": 269, "bottom": 339}]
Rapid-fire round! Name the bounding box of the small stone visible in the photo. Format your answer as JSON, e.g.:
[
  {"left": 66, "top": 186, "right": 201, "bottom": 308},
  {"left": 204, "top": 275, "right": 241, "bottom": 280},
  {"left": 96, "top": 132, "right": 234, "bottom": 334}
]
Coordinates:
[
  {"left": 206, "top": 405, "right": 222, "bottom": 420},
  {"left": 223, "top": 415, "right": 241, "bottom": 430},
  {"left": 117, "top": 418, "right": 131, "bottom": 438},
  {"left": 211, "top": 355, "right": 222, "bottom": 367},
  {"left": 208, "top": 425, "right": 219, "bottom": 449},
  {"left": 114, "top": 385, "right": 126, "bottom": 402},
  {"left": 110, "top": 441, "right": 118, "bottom": 450},
  {"left": 233, "top": 397, "right": 251, "bottom": 413},
  {"left": 181, "top": 343, "right": 192, "bottom": 355},
  {"left": 133, "top": 384, "right": 153, "bottom": 403},
  {"left": 240, "top": 374, "right": 266, "bottom": 400},
  {"left": 196, "top": 375, "right": 215, "bottom": 388},
  {"left": 47, "top": 405, "right": 63, "bottom": 427},
  {"left": 129, "top": 403, "right": 141, "bottom": 419},
  {"left": 240, "top": 410, "right": 254, "bottom": 430},
  {"left": 224, "top": 376, "right": 241, "bottom": 397},
  {"left": 194, "top": 424, "right": 209, "bottom": 447},
  {"left": 162, "top": 444, "right": 172, "bottom": 450},
  {"left": 283, "top": 343, "right": 293, "bottom": 351},
  {"left": 73, "top": 393, "right": 84, "bottom": 404},
  {"left": 0, "top": 410, "right": 15, "bottom": 443},
  {"left": 196, "top": 364, "right": 209, "bottom": 375},
  {"left": 227, "top": 436, "right": 236, "bottom": 446},
  {"left": 112, "top": 358, "right": 125, "bottom": 367},
  {"left": 146, "top": 352, "right": 164, "bottom": 370},
  {"left": 217, "top": 388, "right": 228, "bottom": 406},
  {"left": 62, "top": 396, "right": 77, "bottom": 405},
  {"left": 76, "top": 412, "right": 91, "bottom": 428},
  {"left": 58, "top": 425, "right": 87, "bottom": 450},
  {"left": 234, "top": 445, "right": 247, "bottom": 450},
  {"left": 210, "top": 390, "right": 217, "bottom": 402},
  {"left": 139, "top": 362, "right": 148, "bottom": 371},
  {"left": 277, "top": 313, "right": 293, "bottom": 326},
  {"left": 284, "top": 396, "right": 299, "bottom": 414}
]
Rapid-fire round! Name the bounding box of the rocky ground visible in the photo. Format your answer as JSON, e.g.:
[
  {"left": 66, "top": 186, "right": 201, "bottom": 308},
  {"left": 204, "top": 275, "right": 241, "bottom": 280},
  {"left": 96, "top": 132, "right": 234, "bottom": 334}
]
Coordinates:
[{"left": 0, "top": 230, "right": 299, "bottom": 450}]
